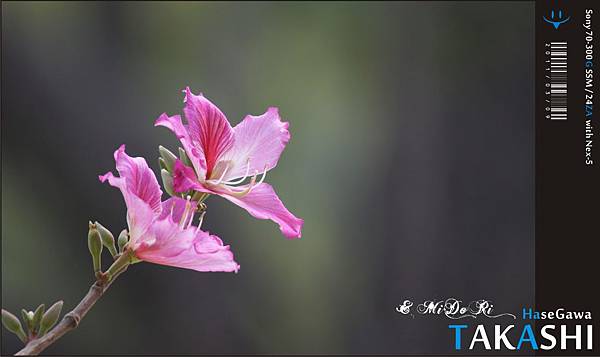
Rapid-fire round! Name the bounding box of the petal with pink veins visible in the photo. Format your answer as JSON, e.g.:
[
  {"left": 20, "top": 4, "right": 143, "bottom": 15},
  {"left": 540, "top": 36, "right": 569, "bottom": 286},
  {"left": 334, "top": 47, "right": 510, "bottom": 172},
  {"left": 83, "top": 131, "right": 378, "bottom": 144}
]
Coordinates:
[
  {"left": 183, "top": 87, "right": 234, "bottom": 179},
  {"left": 113, "top": 145, "right": 162, "bottom": 213},
  {"left": 219, "top": 183, "right": 303, "bottom": 239},
  {"left": 222, "top": 107, "right": 291, "bottom": 181},
  {"left": 99, "top": 145, "right": 162, "bottom": 245}
]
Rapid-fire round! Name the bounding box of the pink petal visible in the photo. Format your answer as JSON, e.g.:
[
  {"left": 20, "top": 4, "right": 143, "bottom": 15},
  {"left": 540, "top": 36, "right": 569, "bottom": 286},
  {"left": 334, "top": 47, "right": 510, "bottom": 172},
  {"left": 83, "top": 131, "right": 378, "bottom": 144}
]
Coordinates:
[
  {"left": 219, "top": 183, "right": 303, "bottom": 239},
  {"left": 183, "top": 87, "right": 234, "bottom": 179},
  {"left": 114, "top": 145, "right": 162, "bottom": 213},
  {"left": 155, "top": 113, "right": 207, "bottom": 177},
  {"left": 158, "top": 197, "right": 193, "bottom": 222},
  {"left": 135, "top": 197, "right": 198, "bottom": 258},
  {"left": 222, "top": 107, "right": 291, "bottom": 181},
  {"left": 127, "top": 193, "right": 160, "bottom": 247},
  {"left": 99, "top": 145, "right": 163, "bottom": 244},
  {"left": 136, "top": 228, "right": 240, "bottom": 273},
  {"left": 136, "top": 216, "right": 197, "bottom": 257},
  {"left": 172, "top": 159, "right": 209, "bottom": 193}
]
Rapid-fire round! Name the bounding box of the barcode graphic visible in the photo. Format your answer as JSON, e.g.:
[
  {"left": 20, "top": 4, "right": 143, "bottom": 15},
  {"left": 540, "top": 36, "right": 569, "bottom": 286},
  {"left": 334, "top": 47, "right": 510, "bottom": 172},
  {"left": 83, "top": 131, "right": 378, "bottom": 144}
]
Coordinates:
[{"left": 549, "top": 41, "right": 567, "bottom": 120}]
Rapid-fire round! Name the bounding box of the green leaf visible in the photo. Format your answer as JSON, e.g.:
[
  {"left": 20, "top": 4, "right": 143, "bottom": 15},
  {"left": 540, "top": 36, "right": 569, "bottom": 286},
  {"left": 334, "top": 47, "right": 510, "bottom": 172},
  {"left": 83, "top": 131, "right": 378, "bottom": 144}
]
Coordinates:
[
  {"left": 159, "top": 146, "right": 177, "bottom": 172},
  {"left": 2, "top": 309, "right": 27, "bottom": 343},
  {"left": 38, "top": 301, "right": 63, "bottom": 336},
  {"left": 179, "top": 147, "right": 192, "bottom": 167},
  {"left": 32, "top": 304, "right": 45, "bottom": 334},
  {"left": 161, "top": 169, "right": 175, "bottom": 196}
]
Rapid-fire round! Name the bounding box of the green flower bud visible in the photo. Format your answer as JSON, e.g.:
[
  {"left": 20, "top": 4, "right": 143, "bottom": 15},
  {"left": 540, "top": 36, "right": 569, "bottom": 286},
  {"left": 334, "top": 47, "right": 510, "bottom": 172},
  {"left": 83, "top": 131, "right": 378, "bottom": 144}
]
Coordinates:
[
  {"left": 179, "top": 147, "right": 192, "bottom": 166},
  {"left": 20, "top": 309, "right": 34, "bottom": 333},
  {"left": 161, "top": 169, "right": 175, "bottom": 196},
  {"left": 38, "top": 301, "right": 63, "bottom": 336},
  {"left": 88, "top": 222, "right": 103, "bottom": 273},
  {"left": 31, "top": 304, "right": 45, "bottom": 334},
  {"left": 2, "top": 309, "right": 27, "bottom": 343},
  {"left": 117, "top": 229, "right": 129, "bottom": 253},
  {"left": 159, "top": 145, "right": 177, "bottom": 172},
  {"left": 95, "top": 221, "right": 118, "bottom": 258}
]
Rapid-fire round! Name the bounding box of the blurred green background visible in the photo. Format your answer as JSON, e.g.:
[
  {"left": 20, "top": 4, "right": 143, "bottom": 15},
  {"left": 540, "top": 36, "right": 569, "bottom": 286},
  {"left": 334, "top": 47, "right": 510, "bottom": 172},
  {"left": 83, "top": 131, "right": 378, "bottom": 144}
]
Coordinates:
[{"left": 2, "top": 1, "right": 533, "bottom": 354}]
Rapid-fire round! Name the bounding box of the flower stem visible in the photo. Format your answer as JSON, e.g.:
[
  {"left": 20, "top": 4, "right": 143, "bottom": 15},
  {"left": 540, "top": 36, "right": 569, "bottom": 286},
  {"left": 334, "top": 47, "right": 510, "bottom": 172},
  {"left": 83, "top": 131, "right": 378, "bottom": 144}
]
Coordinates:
[
  {"left": 15, "top": 252, "right": 133, "bottom": 355},
  {"left": 106, "top": 249, "right": 134, "bottom": 280},
  {"left": 191, "top": 191, "right": 209, "bottom": 204}
]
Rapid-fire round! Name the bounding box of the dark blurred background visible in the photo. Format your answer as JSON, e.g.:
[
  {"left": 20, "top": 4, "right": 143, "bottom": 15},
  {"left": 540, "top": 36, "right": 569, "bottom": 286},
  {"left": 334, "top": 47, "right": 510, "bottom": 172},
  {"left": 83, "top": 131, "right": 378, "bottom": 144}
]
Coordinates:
[{"left": 2, "top": 1, "right": 534, "bottom": 355}]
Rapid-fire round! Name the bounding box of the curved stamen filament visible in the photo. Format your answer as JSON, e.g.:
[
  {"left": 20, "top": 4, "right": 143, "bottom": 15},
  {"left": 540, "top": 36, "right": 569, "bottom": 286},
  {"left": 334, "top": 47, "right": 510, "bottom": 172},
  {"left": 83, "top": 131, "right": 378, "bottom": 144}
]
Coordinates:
[
  {"left": 254, "top": 165, "right": 268, "bottom": 188},
  {"left": 213, "top": 163, "right": 231, "bottom": 185},
  {"left": 224, "top": 164, "right": 268, "bottom": 198},
  {"left": 227, "top": 174, "right": 257, "bottom": 198},
  {"left": 195, "top": 211, "right": 206, "bottom": 233},
  {"left": 179, "top": 195, "right": 195, "bottom": 229},
  {"left": 221, "top": 159, "right": 251, "bottom": 186},
  {"left": 169, "top": 200, "right": 176, "bottom": 218}
]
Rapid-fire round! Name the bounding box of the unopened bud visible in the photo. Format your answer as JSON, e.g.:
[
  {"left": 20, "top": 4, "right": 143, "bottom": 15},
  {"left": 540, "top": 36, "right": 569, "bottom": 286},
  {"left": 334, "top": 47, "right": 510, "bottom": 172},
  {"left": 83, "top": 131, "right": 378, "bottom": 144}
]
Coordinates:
[
  {"left": 179, "top": 147, "right": 192, "bottom": 167},
  {"left": 95, "top": 222, "right": 118, "bottom": 258},
  {"left": 32, "top": 304, "right": 45, "bottom": 334},
  {"left": 88, "top": 222, "right": 103, "bottom": 273},
  {"left": 161, "top": 169, "right": 175, "bottom": 196},
  {"left": 20, "top": 309, "right": 34, "bottom": 333},
  {"left": 38, "top": 301, "right": 63, "bottom": 336},
  {"left": 159, "top": 146, "right": 177, "bottom": 172},
  {"left": 2, "top": 309, "right": 27, "bottom": 343},
  {"left": 118, "top": 229, "right": 129, "bottom": 253}
]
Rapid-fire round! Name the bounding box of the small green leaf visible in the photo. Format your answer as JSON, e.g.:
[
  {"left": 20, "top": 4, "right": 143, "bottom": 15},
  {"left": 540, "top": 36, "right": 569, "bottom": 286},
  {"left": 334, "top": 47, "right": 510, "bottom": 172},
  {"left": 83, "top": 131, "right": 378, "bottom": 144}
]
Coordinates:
[
  {"left": 38, "top": 301, "right": 63, "bottom": 336},
  {"left": 2, "top": 309, "right": 27, "bottom": 343},
  {"left": 32, "top": 304, "right": 45, "bottom": 333},
  {"left": 159, "top": 146, "right": 177, "bottom": 172},
  {"left": 161, "top": 169, "right": 175, "bottom": 196},
  {"left": 158, "top": 157, "right": 168, "bottom": 171},
  {"left": 179, "top": 147, "right": 192, "bottom": 167}
]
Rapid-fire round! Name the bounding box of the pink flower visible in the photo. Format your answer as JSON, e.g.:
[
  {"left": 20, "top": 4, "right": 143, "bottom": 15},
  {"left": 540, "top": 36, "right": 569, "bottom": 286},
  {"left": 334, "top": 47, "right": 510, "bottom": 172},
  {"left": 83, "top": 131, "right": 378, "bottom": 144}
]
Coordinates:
[
  {"left": 155, "top": 87, "right": 304, "bottom": 239},
  {"left": 99, "top": 145, "right": 239, "bottom": 273}
]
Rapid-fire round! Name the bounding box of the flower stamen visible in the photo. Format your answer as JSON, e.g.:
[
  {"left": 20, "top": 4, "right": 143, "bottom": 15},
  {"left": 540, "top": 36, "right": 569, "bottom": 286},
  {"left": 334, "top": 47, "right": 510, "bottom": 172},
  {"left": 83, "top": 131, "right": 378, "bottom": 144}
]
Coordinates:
[
  {"left": 221, "top": 159, "right": 251, "bottom": 186},
  {"left": 205, "top": 162, "right": 232, "bottom": 186},
  {"left": 221, "top": 164, "right": 268, "bottom": 198},
  {"left": 195, "top": 211, "right": 206, "bottom": 233},
  {"left": 227, "top": 174, "right": 257, "bottom": 198},
  {"left": 254, "top": 165, "right": 268, "bottom": 188},
  {"left": 179, "top": 195, "right": 195, "bottom": 229}
]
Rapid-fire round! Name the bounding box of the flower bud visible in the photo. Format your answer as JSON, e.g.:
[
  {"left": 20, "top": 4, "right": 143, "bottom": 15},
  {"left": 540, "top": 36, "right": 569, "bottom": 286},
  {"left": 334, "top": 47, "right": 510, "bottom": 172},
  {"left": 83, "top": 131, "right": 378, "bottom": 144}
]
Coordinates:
[
  {"left": 88, "top": 222, "right": 103, "bottom": 273},
  {"left": 179, "top": 147, "right": 192, "bottom": 167},
  {"left": 38, "top": 301, "right": 63, "bottom": 336},
  {"left": 31, "top": 304, "right": 45, "bottom": 334},
  {"left": 20, "top": 309, "right": 34, "bottom": 333},
  {"left": 159, "top": 145, "right": 177, "bottom": 172},
  {"left": 95, "top": 221, "right": 118, "bottom": 258},
  {"left": 161, "top": 169, "right": 175, "bottom": 196},
  {"left": 117, "top": 229, "right": 129, "bottom": 253},
  {"left": 2, "top": 309, "right": 27, "bottom": 343}
]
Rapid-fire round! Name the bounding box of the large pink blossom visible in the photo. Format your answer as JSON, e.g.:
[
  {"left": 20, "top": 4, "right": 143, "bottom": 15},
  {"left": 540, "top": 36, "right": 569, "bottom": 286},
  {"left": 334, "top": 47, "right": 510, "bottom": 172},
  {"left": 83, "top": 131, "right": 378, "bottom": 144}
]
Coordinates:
[
  {"left": 99, "top": 145, "right": 239, "bottom": 272},
  {"left": 155, "top": 87, "right": 303, "bottom": 239}
]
